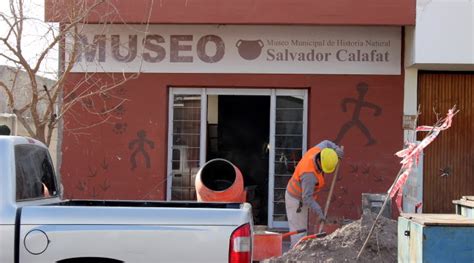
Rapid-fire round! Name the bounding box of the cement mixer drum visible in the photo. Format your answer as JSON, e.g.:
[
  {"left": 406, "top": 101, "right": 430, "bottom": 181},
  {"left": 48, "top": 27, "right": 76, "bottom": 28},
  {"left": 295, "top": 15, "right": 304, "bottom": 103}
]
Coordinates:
[{"left": 195, "top": 158, "right": 246, "bottom": 202}]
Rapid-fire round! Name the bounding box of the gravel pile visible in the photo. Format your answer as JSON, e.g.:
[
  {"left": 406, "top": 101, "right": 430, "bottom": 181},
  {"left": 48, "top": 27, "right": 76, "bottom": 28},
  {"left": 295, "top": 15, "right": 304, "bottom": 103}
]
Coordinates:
[{"left": 267, "top": 212, "right": 397, "bottom": 263}]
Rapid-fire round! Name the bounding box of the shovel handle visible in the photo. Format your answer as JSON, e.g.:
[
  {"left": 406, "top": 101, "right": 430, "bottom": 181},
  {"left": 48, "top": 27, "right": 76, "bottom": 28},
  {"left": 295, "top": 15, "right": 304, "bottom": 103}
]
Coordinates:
[
  {"left": 318, "top": 146, "right": 343, "bottom": 234},
  {"left": 294, "top": 232, "right": 327, "bottom": 247},
  {"left": 281, "top": 228, "right": 306, "bottom": 238}
]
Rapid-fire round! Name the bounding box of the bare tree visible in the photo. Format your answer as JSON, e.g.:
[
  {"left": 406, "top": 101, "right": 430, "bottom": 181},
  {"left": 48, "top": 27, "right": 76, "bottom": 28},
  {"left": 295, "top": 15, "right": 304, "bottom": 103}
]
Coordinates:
[{"left": 0, "top": 0, "right": 148, "bottom": 146}]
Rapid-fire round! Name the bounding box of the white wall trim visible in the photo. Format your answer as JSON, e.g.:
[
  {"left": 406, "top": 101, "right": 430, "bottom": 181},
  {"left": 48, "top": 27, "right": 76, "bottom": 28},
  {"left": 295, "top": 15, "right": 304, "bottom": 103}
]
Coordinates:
[
  {"left": 268, "top": 89, "right": 276, "bottom": 228},
  {"left": 166, "top": 88, "right": 175, "bottom": 201},
  {"left": 199, "top": 89, "right": 207, "bottom": 168}
]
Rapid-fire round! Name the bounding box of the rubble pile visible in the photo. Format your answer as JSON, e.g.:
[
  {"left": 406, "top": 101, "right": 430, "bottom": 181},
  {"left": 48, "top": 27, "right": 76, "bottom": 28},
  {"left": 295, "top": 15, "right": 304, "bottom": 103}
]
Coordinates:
[{"left": 269, "top": 212, "right": 397, "bottom": 263}]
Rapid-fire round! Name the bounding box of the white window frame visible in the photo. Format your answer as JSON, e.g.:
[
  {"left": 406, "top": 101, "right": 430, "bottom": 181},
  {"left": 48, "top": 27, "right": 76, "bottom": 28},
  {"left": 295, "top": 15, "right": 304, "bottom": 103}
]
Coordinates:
[
  {"left": 167, "top": 87, "right": 308, "bottom": 228},
  {"left": 270, "top": 89, "right": 308, "bottom": 229}
]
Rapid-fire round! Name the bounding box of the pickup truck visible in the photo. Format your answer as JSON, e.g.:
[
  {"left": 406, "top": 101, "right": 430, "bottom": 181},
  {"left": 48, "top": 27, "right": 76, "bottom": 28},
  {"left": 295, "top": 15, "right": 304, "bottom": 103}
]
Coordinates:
[{"left": 0, "top": 136, "right": 253, "bottom": 263}]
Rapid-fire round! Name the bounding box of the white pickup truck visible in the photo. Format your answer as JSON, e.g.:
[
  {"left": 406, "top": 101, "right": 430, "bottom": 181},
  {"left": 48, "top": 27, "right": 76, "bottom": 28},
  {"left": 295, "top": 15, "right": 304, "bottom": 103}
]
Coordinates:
[{"left": 0, "top": 136, "right": 253, "bottom": 263}]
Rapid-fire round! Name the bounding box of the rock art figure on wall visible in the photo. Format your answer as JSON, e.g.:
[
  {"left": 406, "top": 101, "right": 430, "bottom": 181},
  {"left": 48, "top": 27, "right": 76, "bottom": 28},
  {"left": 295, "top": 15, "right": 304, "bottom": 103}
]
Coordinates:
[
  {"left": 335, "top": 82, "right": 382, "bottom": 146},
  {"left": 129, "top": 130, "right": 155, "bottom": 170}
]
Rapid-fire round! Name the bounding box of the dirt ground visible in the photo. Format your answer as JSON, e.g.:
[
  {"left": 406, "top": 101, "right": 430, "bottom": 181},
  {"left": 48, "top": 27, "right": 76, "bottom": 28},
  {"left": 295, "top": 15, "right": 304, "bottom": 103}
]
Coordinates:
[{"left": 267, "top": 212, "right": 397, "bottom": 263}]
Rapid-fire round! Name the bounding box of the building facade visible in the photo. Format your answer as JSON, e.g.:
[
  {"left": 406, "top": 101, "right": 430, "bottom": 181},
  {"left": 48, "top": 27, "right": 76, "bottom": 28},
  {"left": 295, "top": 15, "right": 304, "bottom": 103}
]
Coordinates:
[{"left": 46, "top": 0, "right": 415, "bottom": 229}]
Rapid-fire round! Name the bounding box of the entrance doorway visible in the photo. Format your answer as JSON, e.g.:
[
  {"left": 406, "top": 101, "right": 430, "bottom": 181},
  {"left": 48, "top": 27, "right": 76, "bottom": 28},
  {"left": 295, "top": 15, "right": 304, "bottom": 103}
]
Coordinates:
[
  {"left": 207, "top": 95, "right": 270, "bottom": 225},
  {"left": 167, "top": 88, "right": 307, "bottom": 228}
]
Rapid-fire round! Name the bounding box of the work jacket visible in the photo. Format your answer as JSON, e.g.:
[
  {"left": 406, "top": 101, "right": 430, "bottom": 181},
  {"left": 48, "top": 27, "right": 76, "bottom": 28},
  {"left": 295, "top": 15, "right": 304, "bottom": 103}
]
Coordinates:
[{"left": 286, "top": 146, "right": 326, "bottom": 200}]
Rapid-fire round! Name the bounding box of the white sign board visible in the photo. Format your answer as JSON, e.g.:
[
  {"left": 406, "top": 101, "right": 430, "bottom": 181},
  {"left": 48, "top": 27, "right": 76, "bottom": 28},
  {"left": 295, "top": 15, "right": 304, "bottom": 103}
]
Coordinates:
[{"left": 67, "top": 25, "right": 401, "bottom": 75}]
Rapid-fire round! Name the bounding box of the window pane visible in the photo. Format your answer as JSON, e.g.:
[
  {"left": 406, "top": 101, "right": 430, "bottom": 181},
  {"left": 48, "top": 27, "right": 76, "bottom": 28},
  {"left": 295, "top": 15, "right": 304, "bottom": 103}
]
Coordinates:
[
  {"left": 173, "top": 107, "right": 201, "bottom": 121},
  {"left": 273, "top": 214, "right": 288, "bottom": 221},
  {"left": 274, "top": 175, "right": 292, "bottom": 189},
  {"left": 15, "top": 145, "right": 58, "bottom": 201},
  {"left": 274, "top": 189, "right": 286, "bottom": 203},
  {"left": 276, "top": 96, "right": 304, "bottom": 108},
  {"left": 171, "top": 94, "right": 201, "bottom": 201},
  {"left": 173, "top": 134, "right": 200, "bottom": 148},
  {"left": 274, "top": 201, "right": 287, "bottom": 215},
  {"left": 275, "top": 135, "right": 302, "bottom": 148},
  {"left": 173, "top": 120, "right": 200, "bottom": 134},
  {"left": 274, "top": 161, "right": 295, "bottom": 175},
  {"left": 276, "top": 122, "right": 302, "bottom": 135},
  {"left": 273, "top": 95, "right": 304, "bottom": 223},
  {"left": 276, "top": 109, "right": 303, "bottom": 122}
]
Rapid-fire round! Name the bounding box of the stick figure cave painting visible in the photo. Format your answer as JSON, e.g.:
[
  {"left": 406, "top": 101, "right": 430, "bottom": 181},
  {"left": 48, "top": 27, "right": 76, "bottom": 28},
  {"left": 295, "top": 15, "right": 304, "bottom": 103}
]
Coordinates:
[
  {"left": 129, "top": 130, "right": 155, "bottom": 170},
  {"left": 334, "top": 82, "right": 382, "bottom": 146}
]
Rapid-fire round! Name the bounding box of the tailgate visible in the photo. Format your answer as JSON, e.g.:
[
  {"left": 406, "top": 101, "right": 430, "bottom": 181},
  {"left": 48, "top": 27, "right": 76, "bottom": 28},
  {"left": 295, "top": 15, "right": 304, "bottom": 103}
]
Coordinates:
[{"left": 19, "top": 204, "right": 252, "bottom": 263}]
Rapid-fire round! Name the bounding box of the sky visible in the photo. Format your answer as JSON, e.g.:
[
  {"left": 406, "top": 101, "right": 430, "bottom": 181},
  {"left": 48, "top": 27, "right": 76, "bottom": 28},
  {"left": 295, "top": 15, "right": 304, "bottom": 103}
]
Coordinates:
[{"left": 0, "top": 0, "right": 58, "bottom": 79}]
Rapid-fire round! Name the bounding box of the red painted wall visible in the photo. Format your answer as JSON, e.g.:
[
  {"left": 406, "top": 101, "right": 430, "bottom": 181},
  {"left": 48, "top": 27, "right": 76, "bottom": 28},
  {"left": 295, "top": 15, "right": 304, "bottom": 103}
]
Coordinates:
[
  {"left": 61, "top": 74, "right": 169, "bottom": 200},
  {"left": 61, "top": 73, "right": 403, "bottom": 223},
  {"left": 45, "top": 0, "right": 415, "bottom": 25}
]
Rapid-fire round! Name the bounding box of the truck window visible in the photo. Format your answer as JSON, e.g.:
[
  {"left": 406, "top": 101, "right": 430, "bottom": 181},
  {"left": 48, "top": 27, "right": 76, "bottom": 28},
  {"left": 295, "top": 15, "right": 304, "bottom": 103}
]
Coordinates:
[{"left": 15, "top": 144, "right": 58, "bottom": 201}]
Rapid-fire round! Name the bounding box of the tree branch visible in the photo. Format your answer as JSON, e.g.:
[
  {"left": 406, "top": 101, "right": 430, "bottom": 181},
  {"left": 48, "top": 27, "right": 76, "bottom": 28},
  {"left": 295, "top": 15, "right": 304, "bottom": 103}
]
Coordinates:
[
  {"left": 0, "top": 52, "right": 21, "bottom": 64},
  {"left": 12, "top": 108, "right": 36, "bottom": 137},
  {"left": 33, "top": 0, "right": 107, "bottom": 73},
  {"left": 0, "top": 81, "right": 15, "bottom": 110}
]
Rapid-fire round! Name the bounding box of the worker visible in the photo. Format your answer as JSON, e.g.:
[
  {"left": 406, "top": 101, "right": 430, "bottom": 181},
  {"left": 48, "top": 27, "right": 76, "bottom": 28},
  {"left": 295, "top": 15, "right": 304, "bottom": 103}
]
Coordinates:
[
  {"left": 285, "top": 140, "right": 343, "bottom": 247},
  {"left": 0, "top": 124, "right": 11, "bottom": 135}
]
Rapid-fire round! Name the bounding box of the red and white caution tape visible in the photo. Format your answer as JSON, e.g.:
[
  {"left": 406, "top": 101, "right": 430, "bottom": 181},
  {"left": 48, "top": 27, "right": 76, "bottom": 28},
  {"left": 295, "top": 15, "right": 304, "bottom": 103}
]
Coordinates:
[{"left": 389, "top": 108, "right": 456, "bottom": 212}]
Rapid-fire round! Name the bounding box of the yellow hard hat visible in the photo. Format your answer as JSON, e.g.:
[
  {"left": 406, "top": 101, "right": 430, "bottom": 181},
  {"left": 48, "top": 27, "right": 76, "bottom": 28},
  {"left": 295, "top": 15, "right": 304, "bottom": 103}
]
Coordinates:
[{"left": 320, "top": 148, "right": 339, "bottom": 173}]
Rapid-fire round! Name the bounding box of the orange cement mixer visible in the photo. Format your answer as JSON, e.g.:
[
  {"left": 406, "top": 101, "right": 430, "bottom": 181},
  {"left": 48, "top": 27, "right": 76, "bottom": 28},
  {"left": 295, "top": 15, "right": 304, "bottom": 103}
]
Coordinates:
[{"left": 195, "top": 158, "right": 246, "bottom": 202}]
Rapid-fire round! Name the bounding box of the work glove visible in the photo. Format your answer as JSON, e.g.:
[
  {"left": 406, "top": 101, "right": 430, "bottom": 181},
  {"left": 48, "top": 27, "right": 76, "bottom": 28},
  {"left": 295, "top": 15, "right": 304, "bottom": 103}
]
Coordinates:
[
  {"left": 335, "top": 145, "right": 344, "bottom": 159},
  {"left": 318, "top": 213, "right": 326, "bottom": 223}
]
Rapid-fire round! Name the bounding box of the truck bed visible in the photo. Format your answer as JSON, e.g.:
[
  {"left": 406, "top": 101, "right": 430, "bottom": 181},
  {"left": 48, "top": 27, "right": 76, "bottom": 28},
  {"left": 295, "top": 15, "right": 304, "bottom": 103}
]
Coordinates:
[
  {"left": 53, "top": 199, "right": 242, "bottom": 208},
  {"left": 21, "top": 200, "right": 252, "bottom": 226},
  {"left": 19, "top": 201, "right": 253, "bottom": 262}
]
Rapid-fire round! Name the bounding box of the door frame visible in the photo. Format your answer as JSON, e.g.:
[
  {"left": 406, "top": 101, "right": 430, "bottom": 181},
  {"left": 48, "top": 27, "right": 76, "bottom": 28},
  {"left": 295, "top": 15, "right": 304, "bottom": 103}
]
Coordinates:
[{"left": 167, "top": 87, "right": 308, "bottom": 228}]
